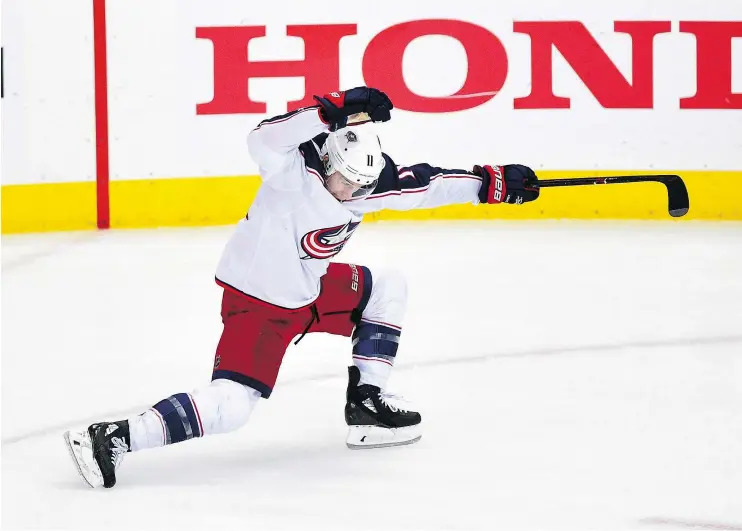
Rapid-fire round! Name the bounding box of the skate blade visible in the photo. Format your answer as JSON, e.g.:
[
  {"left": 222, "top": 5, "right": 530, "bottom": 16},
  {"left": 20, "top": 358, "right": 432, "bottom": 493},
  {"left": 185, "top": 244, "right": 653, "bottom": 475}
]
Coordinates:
[
  {"left": 63, "top": 430, "right": 102, "bottom": 488},
  {"left": 346, "top": 424, "right": 422, "bottom": 450}
]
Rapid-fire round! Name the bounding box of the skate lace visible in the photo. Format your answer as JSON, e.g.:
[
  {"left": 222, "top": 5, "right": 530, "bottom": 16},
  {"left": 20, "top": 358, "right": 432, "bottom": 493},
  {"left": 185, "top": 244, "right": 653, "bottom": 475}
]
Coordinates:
[
  {"left": 110, "top": 437, "right": 128, "bottom": 469},
  {"left": 378, "top": 392, "right": 410, "bottom": 414}
]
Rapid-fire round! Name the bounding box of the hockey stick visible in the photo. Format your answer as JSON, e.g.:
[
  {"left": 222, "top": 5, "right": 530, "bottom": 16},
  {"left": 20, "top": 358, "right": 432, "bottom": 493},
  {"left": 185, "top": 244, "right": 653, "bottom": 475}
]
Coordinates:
[{"left": 529, "top": 174, "right": 689, "bottom": 217}]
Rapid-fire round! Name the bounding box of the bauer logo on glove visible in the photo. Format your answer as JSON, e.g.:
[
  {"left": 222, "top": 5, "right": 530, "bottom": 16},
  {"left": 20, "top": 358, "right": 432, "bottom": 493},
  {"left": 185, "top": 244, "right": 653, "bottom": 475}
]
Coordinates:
[{"left": 474, "top": 164, "right": 540, "bottom": 205}]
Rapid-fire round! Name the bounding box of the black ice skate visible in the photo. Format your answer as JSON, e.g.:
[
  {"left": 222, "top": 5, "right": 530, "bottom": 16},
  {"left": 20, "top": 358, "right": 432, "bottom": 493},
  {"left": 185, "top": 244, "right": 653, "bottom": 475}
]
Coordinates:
[
  {"left": 63, "top": 420, "right": 130, "bottom": 488},
  {"left": 344, "top": 366, "right": 422, "bottom": 449}
]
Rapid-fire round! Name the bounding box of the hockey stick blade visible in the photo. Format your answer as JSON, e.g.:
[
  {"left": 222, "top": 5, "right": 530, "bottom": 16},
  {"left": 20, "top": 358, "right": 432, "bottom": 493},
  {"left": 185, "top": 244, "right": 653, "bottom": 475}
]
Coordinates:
[{"left": 531, "top": 174, "right": 689, "bottom": 218}]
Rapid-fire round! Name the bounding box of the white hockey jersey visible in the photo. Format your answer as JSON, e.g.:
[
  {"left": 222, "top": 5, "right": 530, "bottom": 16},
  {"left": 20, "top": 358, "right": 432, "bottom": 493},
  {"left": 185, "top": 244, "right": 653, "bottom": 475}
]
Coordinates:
[{"left": 215, "top": 106, "right": 485, "bottom": 309}]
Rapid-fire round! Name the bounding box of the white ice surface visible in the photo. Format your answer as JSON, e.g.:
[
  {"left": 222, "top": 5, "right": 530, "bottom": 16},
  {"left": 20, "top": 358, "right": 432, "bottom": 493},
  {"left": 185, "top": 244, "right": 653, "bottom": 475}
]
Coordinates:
[{"left": 2, "top": 221, "right": 741, "bottom": 530}]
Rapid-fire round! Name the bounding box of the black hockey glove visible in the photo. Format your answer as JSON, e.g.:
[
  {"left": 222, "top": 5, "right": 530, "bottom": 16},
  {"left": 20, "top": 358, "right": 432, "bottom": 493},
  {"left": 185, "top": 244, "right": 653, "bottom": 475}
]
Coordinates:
[
  {"left": 314, "top": 87, "right": 393, "bottom": 131},
  {"left": 474, "top": 164, "right": 540, "bottom": 205}
]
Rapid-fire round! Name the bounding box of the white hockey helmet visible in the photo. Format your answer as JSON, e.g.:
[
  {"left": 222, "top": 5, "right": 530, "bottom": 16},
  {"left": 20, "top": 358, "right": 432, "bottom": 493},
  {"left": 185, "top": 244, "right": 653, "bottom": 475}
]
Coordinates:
[{"left": 322, "top": 127, "right": 385, "bottom": 200}]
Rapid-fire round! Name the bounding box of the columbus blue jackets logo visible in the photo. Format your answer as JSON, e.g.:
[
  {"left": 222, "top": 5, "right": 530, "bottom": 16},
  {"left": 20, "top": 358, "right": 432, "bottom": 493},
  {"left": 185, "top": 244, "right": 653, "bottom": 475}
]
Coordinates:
[{"left": 301, "top": 221, "right": 361, "bottom": 260}]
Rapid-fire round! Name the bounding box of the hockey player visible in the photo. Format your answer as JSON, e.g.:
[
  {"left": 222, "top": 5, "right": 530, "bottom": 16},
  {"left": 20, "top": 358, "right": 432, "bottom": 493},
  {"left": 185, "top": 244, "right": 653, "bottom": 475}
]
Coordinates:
[{"left": 64, "top": 86, "right": 540, "bottom": 488}]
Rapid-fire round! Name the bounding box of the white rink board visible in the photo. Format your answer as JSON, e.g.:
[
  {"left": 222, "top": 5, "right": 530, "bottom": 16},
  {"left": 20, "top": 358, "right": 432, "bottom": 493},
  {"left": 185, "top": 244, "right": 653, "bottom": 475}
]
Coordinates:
[
  {"left": 106, "top": 0, "right": 742, "bottom": 180},
  {"left": 1, "top": 0, "right": 741, "bottom": 186},
  {"left": 1, "top": 0, "right": 97, "bottom": 185}
]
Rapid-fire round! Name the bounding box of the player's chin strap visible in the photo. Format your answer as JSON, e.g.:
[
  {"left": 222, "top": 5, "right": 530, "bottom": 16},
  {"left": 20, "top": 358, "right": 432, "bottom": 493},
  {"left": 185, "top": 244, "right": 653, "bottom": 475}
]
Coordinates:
[{"left": 293, "top": 306, "right": 362, "bottom": 345}]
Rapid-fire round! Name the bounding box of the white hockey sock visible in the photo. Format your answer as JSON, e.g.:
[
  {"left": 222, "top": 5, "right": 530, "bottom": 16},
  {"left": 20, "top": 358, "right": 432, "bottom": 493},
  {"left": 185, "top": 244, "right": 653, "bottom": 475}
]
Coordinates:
[
  {"left": 353, "top": 268, "right": 407, "bottom": 390},
  {"left": 354, "top": 355, "right": 394, "bottom": 389},
  {"left": 128, "top": 409, "right": 166, "bottom": 452},
  {"left": 127, "top": 379, "right": 261, "bottom": 452}
]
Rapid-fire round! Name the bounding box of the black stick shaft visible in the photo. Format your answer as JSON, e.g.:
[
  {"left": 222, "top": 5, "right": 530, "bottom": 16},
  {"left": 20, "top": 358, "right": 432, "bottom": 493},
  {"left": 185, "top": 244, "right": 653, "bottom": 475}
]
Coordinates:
[
  {"left": 533, "top": 175, "right": 676, "bottom": 187},
  {"left": 528, "top": 174, "right": 689, "bottom": 218}
]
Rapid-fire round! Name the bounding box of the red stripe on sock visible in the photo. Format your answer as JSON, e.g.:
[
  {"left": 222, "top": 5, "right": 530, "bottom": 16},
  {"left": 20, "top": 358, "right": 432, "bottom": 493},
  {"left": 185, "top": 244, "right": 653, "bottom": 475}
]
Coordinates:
[
  {"left": 188, "top": 393, "right": 205, "bottom": 436},
  {"left": 353, "top": 355, "right": 394, "bottom": 367}
]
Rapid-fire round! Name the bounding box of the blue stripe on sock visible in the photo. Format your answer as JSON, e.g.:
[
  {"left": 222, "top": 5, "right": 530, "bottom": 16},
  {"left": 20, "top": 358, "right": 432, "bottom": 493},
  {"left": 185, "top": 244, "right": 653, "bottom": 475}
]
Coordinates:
[
  {"left": 352, "top": 322, "right": 401, "bottom": 358},
  {"left": 153, "top": 393, "right": 201, "bottom": 444},
  {"left": 354, "top": 322, "right": 399, "bottom": 340},
  {"left": 173, "top": 393, "right": 202, "bottom": 438}
]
